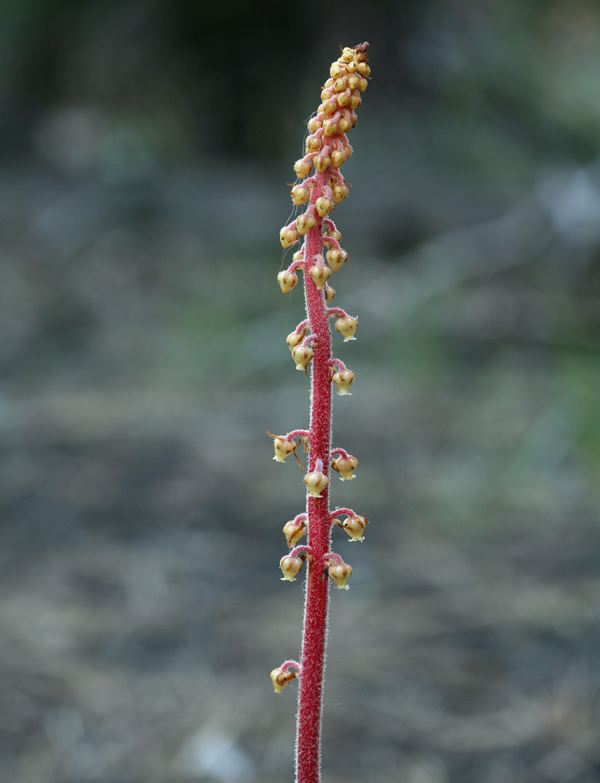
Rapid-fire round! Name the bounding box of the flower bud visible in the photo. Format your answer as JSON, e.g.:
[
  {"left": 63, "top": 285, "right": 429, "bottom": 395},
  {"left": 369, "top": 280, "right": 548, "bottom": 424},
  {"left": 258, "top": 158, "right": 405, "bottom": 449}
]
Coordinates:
[
  {"left": 294, "top": 159, "right": 312, "bottom": 178},
  {"left": 307, "top": 117, "right": 322, "bottom": 133},
  {"left": 283, "top": 518, "right": 307, "bottom": 547},
  {"left": 315, "top": 197, "right": 335, "bottom": 217},
  {"left": 341, "top": 48, "right": 354, "bottom": 63},
  {"left": 306, "top": 136, "right": 323, "bottom": 153},
  {"left": 331, "top": 184, "right": 349, "bottom": 204},
  {"left": 286, "top": 329, "right": 306, "bottom": 352},
  {"left": 332, "top": 369, "right": 354, "bottom": 395},
  {"left": 325, "top": 227, "right": 342, "bottom": 242},
  {"left": 337, "top": 91, "right": 351, "bottom": 107},
  {"left": 322, "top": 99, "right": 336, "bottom": 114},
  {"left": 314, "top": 155, "right": 332, "bottom": 173},
  {"left": 326, "top": 248, "right": 348, "bottom": 271},
  {"left": 273, "top": 437, "right": 297, "bottom": 463},
  {"left": 277, "top": 270, "right": 298, "bottom": 293},
  {"left": 304, "top": 471, "right": 329, "bottom": 498},
  {"left": 333, "top": 455, "right": 358, "bottom": 481},
  {"left": 349, "top": 93, "right": 361, "bottom": 110},
  {"left": 291, "top": 185, "right": 310, "bottom": 205},
  {"left": 334, "top": 77, "right": 348, "bottom": 92},
  {"left": 330, "top": 63, "right": 345, "bottom": 79},
  {"left": 350, "top": 112, "right": 358, "bottom": 127},
  {"left": 338, "top": 117, "right": 352, "bottom": 133},
  {"left": 331, "top": 149, "right": 346, "bottom": 168},
  {"left": 357, "top": 62, "right": 371, "bottom": 77},
  {"left": 309, "top": 264, "right": 332, "bottom": 290},
  {"left": 322, "top": 119, "right": 338, "bottom": 136},
  {"left": 344, "top": 144, "right": 353, "bottom": 159},
  {"left": 270, "top": 667, "right": 297, "bottom": 693},
  {"left": 297, "top": 213, "right": 316, "bottom": 235},
  {"left": 357, "top": 77, "right": 368, "bottom": 91},
  {"left": 280, "top": 227, "right": 299, "bottom": 248},
  {"left": 280, "top": 554, "right": 303, "bottom": 581},
  {"left": 341, "top": 515, "right": 368, "bottom": 541},
  {"left": 328, "top": 562, "right": 352, "bottom": 590},
  {"left": 347, "top": 60, "right": 359, "bottom": 73},
  {"left": 320, "top": 88, "right": 334, "bottom": 101},
  {"left": 292, "top": 345, "right": 313, "bottom": 371},
  {"left": 335, "top": 316, "right": 358, "bottom": 341},
  {"left": 347, "top": 74, "right": 360, "bottom": 90},
  {"left": 324, "top": 285, "right": 336, "bottom": 304}
]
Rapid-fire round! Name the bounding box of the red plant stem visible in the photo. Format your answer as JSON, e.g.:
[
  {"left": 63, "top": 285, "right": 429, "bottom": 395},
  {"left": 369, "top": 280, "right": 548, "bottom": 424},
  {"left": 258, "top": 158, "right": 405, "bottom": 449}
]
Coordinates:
[{"left": 295, "top": 166, "right": 333, "bottom": 783}]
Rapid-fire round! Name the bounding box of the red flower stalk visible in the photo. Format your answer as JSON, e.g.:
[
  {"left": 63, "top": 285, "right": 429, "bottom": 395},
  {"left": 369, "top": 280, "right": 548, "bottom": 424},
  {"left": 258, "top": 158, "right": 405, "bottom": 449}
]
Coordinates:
[{"left": 270, "top": 43, "right": 371, "bottom": 783}]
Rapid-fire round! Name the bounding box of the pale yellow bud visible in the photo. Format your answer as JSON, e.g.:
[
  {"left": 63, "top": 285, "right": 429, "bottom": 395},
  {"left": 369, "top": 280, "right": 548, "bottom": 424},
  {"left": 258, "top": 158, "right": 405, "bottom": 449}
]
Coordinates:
[
  {"left": 326, "top": 227, "right": 342, "bottom": 242},
  {"left": 330, "top": 63, "right": 345, "bottom": 79},
  {"left": 277, "top": 270, "right": 298, "bottom": 293},
  {"left": 344, "top": 144, "right": 353, "bottom": 158},
  {"left": 315, "top": 197, "right": 335, "bottom": 217},
  {"left": 334, "top": 77, "right": 348, "bottom": 92},
  {"left": 291, "top": 185, "right": 310, "bottom": 205},
  {"left": 294, "top": 159, "right": 312, "bottom": 178},
  {"left": 356, "top": 77, "right": 368, "bottom": 91},
  {"left": 280, "top": 227, "right": 299, "bottom": 249},
  {"left": 332, "top": 369, "right": 354, "bottom": 395},
  {"left": 304, "top": 470, "right": 329, "bottom": 498},
  {"left": 320, "top": 88, "right": 334, "bottom": 101},
  {"left": 309, "top": 264, "right": 332, "bottom": 290},
  {"left": 347, "top": 60, "right": 359, "bottom": 73},
  {"left": 328, "top": 562, "right": 352, "bottom": 590},
  {"left": 333, "top": 455, "right": 358, "bottom": 481},
  {"left": 292, "top": 344, "right": 313, "bottom": 371},
  {"left": 331, "top": 184, "right": 349, "bottom": 204},
  {"left": 331, "top": 150, "right": 346, "bottom": 168},
  {"left": 341, "top": 48, "right": 354, "bottom": 63},
  {"left": 273, "top": 437, "right": 297, "bottom": 462},
  {"left": 341, "top": 515, "right": 368, "bottom": 541},
  {"left": 324, "top": 285, "right": 336, "bottom": 304},
  {"left": 306, "top": 136, "right": 323, "bottom": 153},
  {"left": 337, "top": 91, "right": 351, "bottom": 107},
  {"left": 338, "top": 117, "right": 352, "bottom": 133},
  {"left": 286, "top": 329, "right": 306, "bottom": 352},
  {"left": 326, "top": 248, "right": 348, "bottom": 271},
  {"left": 297, "top": 213, "right": 316, "bottom": 235},
  {"left": 347, "top": 74, "right": 360, "bottom": 90},
  {"left": 307, "top": 117, "right": 322, "bottom": 133},
  {"left": 350, "top": 112, "right": 358, "bottom": 127},
  {"left": 322, "top": 119, "right": 338, "bottom": 136},
  {"left": 349, "top": 93, "right": 362, "bottom": 110},
  {"left": 322, "top": 99, "right": 336, "bottom": 114},
  {"left": 270, "top": 667, "right": 297, "bottom": 693},
  {"left": 314, "top": 155, "right": 332, "bottom": 173},
  {"left": 335, "top": 316, "right": 358, "bottom": 341},
  {"left": 280, "top": 554, "right": 303, "bottom": 581},
  {"left": 357, "top": 62, "right": 371, "bottom": 77},
  {"left": 283, "top": 518, "right": 307, "bottom": 547}
]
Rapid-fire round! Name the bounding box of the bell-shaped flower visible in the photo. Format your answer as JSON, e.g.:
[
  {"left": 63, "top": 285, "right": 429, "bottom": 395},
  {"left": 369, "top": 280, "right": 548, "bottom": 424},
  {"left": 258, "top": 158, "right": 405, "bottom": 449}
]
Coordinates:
[
  {"left": 309, "top": 265, "right": 332, "bottom": 290},
  {"left": 273, "top": 437, "right": 297, "bottom": 463},
  {"left": 333, "top": 455, "right": 358, "bottom": 481},
  {"left": 328, "top": 562, "right": 352, "bottom": 590},
  {"left": 280, "top": 554, "right": 303, "bottom": 582},
  {"left": 270, "top": 667, "right": 297, "bottom": 693},
  {"left": 332, "top": 369, "right": 354, "bottom": 395},
  {"left": 277, "top": 270, "right": 298, "bottom": 293},
  {"left": 341, "top": 515, "right": 368, "bottom": 541},
  {"left": 292, "top": 345, "right": 313, "bottom": 371},
  {"left": 335, "top": 316, "right": 358, "bottom": 341},
  {"left": 283, "top": 518, "right": 307, "bottom": 547},
  {"left": 304, "top": 470, "right": 329, "bottom": 498}
]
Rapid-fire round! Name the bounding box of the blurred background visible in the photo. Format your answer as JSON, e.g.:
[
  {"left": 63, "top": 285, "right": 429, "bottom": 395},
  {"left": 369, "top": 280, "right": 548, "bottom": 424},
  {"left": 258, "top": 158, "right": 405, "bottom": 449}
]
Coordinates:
[{"left": 1, "top": 0, "right": 600, "bottom": 781}]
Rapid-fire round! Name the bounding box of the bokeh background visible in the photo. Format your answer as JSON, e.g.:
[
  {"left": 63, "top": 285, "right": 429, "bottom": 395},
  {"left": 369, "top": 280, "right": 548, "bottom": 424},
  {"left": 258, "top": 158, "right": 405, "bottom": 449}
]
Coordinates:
[{"left": 2, "top": 0, "right": 600, "bottom": 781}]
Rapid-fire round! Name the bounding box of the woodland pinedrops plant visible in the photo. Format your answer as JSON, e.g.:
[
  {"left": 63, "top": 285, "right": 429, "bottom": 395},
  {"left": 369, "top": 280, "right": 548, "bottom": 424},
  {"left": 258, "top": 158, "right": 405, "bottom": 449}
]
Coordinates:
[{"left": 269, "top": 43, "right": 371, "bottom": 783}]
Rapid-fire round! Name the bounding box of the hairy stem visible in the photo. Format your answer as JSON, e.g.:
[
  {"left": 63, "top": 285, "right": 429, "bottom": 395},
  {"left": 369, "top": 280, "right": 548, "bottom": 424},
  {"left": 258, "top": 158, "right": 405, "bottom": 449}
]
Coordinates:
[{"left": 295, "top": 167, "right": 333, "bottom": 783}]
